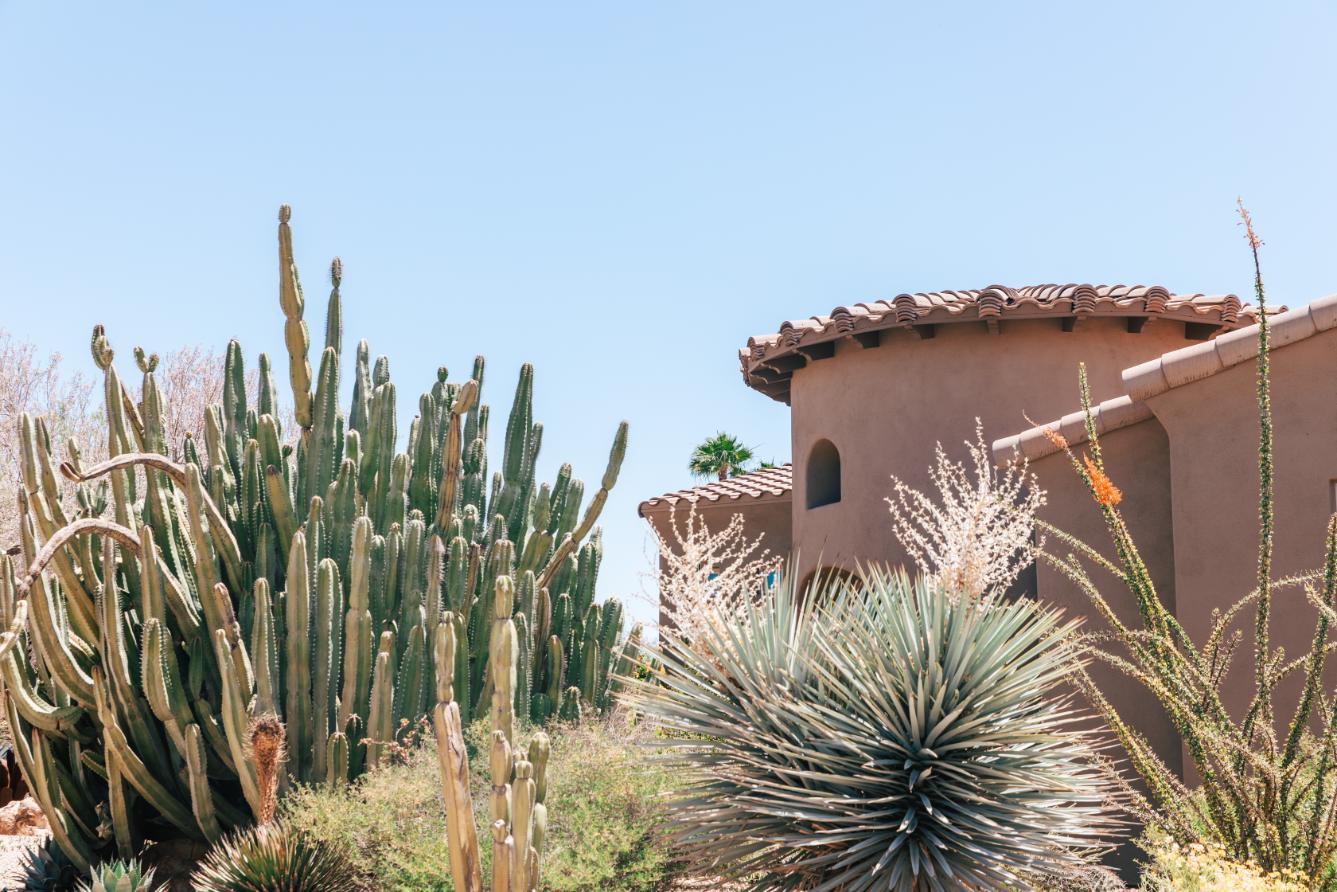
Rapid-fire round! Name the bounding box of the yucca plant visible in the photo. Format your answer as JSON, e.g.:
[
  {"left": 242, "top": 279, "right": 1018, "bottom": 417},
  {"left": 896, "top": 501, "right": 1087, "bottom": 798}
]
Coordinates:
[
  {"left": 625, "top": 568, "right": 1117, "bottom": 891},
  {"left": 190, "top": 822, "right": 358, "bottom": 892},
  {"left": 77, "top": 860, "right": 159, "bottom": 892},
  {"left": 1037, "top": 203, "right": 1337, "bottom": 888}
]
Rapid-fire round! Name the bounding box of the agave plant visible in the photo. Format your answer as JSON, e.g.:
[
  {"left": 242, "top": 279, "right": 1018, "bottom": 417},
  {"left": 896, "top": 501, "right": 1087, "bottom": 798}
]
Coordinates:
[
  {"left": 190, "top": 822, "right": 358, "bottom": 892},
  {"left": 77, "top": 860, "right": 159, "bottom": 892},
  {"left": 17, "top": 837, "right": 82, "bottom": 891},
  {"left": 625, "top": 568, "right": 1116, "bottom": 891}
]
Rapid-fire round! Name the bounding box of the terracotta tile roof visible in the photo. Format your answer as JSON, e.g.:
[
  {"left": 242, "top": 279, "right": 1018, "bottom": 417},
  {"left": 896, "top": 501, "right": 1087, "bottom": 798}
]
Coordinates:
[
  {"left": 1124, "top": 293, "right": 1337, "bottom": 401},
  {"left": 638, "top": 464, "right": 792, "bottom": 516},
  {"left": 992, "top": 395, "right": 1154, "bottom": 466},
  {"left": 740, "top": 284, "right": 1267, "bottom": 404}
]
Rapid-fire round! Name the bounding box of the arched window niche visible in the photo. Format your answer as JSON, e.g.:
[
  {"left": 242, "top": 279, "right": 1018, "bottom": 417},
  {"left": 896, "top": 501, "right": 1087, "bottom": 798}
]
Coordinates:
[{"left": 806, "top": 438, "right": 841, "bottom": 509}]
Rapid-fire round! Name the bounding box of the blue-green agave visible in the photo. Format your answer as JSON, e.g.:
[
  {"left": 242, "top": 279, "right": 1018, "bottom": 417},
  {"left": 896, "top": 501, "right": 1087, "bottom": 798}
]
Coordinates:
[
  {"left": 626, "top": 569, "right": 1117, "bottom": 891},
  {"left": 77, "top": 860, "right": 158, "bottom": 892}
]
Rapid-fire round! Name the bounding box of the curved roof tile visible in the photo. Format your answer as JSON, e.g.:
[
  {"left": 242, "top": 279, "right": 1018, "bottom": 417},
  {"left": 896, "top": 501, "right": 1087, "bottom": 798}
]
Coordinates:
[
  {"left": 741, "top": 284, "right": 1268, "bottom": 404},
  {"left": 638, "top": 464, "right": 792, "bottom": 516}
]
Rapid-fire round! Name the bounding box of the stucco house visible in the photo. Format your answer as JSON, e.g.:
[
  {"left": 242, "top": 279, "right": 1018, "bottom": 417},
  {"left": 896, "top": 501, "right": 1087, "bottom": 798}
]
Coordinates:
[
  {"left": 639, "top": 282, "right": 1337, "bottom": 871},
  {"left": 993, "top": 291, "right": 1337, "bottom": 778},
  {"left": 641, "top": 283, "right": 1264, "bottom": 589}
]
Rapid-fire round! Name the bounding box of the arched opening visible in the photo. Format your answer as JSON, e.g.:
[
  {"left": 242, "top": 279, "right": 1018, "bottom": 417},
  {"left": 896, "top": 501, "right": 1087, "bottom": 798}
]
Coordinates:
[
  {"left": 799, "top": 565, "right": 857, "bottom": 600},
  {"left": 806, "top": 439, "right": 841, "bottom": 508}
]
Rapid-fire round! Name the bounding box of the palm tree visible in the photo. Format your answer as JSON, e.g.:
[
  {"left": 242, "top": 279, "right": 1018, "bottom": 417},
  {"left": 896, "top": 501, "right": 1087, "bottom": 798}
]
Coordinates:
[{"left": 689, "top": 433, "right": 756, "bottom": 481}]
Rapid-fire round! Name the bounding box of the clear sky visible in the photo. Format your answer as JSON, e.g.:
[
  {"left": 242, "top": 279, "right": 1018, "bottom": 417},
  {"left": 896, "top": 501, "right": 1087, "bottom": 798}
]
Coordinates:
[{"left": 2, "top": 2, "right": 1335, "bottom": 629}]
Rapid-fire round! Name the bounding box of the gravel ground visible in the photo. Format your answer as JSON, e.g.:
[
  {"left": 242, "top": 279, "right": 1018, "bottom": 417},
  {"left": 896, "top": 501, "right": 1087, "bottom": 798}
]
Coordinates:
[{"left": 0, "top": 832, "right": 42, "bottom": 888}]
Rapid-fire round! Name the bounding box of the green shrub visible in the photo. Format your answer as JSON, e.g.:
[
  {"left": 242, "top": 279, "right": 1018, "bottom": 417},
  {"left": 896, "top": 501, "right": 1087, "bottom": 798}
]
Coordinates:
[
  {"left": 625, "top": 569, "right": 1117, "bottom": 892},
  {"left": 281, "top": 718, "right": 674, "bottom": 892}
]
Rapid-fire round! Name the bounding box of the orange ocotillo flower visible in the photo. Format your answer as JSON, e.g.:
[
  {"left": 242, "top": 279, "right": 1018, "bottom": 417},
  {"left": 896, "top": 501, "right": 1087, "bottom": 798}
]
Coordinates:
[
  {"left": 1042, "top": 427, "right": 1068, "bottom": 451},
  {"left": 1083, "top": 455, "right": 1123, "bottom": 506}
]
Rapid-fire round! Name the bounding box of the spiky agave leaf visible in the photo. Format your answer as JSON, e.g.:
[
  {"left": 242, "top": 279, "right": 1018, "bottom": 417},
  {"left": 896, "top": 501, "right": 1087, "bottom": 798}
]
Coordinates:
[
  {"left": 18, "top": 837, "right": 82, "bottom": 891},
  {"left": 77, "top": 859, "right": 159, "bottom": 892},
  {"left": 625, "top": 569, "right": 1118, "bottom": 892},
  {"left": 190, "top": 822, "right": 357, "bottom": 892}
]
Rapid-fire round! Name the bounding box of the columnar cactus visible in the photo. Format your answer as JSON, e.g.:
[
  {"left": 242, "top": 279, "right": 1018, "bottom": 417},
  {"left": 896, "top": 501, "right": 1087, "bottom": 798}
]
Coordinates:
[
  {"left": 0, "top": 206, "right": 631, "bottom": 869},
  {"left": 433, "top": 576, "right": 551, "bottom": 892}
]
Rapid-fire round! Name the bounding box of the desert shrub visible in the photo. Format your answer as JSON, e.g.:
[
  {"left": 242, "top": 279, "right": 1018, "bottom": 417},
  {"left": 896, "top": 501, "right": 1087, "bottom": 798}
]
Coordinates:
[
  {"left": 625, "top": 569, "right": 1117, "bottom": 891},
  {"left": 281, "top": 718, "right": 674, "bottom": 892},
  {"left": 1038, "top": 206, "right": 1337, "bottom": 888},
  {"left": 1140, "top": 836, "right": 1306, "bottom": 891}
]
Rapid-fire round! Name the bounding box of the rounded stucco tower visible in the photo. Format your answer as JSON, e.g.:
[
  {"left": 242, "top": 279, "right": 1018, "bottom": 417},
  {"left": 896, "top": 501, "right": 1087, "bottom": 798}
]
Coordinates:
[{"left": 738, "top": 284, "right": 1261, "bottom": 584}]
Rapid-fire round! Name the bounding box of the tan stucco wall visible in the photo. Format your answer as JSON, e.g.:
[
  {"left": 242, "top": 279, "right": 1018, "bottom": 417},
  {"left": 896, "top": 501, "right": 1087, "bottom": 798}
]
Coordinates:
[
  {"left": 641, "top": 497, "right": 793, "bottom": 629},
  {"left": 789, "top": 317, "right": 1203, "bottom": 581},
  {"left": 1027, "top": 417, "right": 1182, "bottom": 778},
  {"left": 1143, "top": 328, "right": 1337, "bottom": 724}
]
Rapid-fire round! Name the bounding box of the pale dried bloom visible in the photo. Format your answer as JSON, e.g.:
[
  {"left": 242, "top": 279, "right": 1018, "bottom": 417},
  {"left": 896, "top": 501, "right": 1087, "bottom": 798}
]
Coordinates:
[
  {"left": 648, "top": 504, "right": 781, "bottom": 652},
  {"left": 886, "top": 420, "right": 1045, "bottom": 599}
]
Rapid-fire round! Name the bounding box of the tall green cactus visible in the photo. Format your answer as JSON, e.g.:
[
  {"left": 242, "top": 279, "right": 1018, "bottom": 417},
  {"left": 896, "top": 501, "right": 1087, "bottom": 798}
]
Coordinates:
[
  {"left": 433, "top": 575, "right": 551, "bottom": 892},
  {"left": 0, "top": 206, "right": 631, "bottom": 869}
]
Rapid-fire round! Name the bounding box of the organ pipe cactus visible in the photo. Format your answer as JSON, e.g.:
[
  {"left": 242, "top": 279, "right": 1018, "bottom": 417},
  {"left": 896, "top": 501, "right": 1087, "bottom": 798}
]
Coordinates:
[
  {"left": 433, "top": 576, "right": 551, "bottom": 892},
  {"left": 0, "top": 206, "right": 631, "bottom": 869}
]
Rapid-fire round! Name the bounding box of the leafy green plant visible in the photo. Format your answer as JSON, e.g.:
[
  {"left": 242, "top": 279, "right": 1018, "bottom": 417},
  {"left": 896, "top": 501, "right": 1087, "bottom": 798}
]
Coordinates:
[
  {"left": 77, "top": 860, "right": 159, "bottom": 892},
  {"left": 190, "top": 822, "right": 358, "bottom": 892},
  {"left": 281, "top": 717, "right": 675, "bottom": 892},
  {"left": 1038, "top": 204, "right": 1337, "bottom": 888},
  {"left": 0, "top": 206, "right": 630, "bottom": 870},
  {"left": 625, "top": 568, "right": 1117, "bottom": 891}
]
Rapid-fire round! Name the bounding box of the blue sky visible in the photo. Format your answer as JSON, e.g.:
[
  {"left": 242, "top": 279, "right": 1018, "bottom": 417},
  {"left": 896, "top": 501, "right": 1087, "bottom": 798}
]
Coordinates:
[{"left": 2, "top": 2, "right": 1335, "bottom": 628}]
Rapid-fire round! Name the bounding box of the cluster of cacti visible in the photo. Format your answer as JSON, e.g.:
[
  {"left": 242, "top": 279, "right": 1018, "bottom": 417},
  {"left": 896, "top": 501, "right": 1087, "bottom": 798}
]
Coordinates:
[
  {"left": 0, "top": 205, "right": 632, "bottom": 871},
  {"left": 433, "top": 574, "right": 550, "bottom": 892}
]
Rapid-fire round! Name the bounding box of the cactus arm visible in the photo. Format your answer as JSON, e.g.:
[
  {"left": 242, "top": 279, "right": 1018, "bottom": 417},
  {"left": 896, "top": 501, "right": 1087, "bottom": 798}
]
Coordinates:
[
  {"left": 184, "top": 723, "right": 224, "bottom": 842},
  {"left": 251, "top": 580, "right": 280, "bottom": 716},
  {"left": 0, "top": 650, "right": 86, "bottom": 735},
  {"left": 434, "top": 379, "right": 478, "bottom": 530},
  {"left": 366, "top": 637, "right": 395, "bottom": 768},
  {"left": 264, "top": 465, "right": 298, "bottom": 564},
  {"left": 312, "top": 558, "right": 338, "bottom": 781},
  {"left": 511, "top": 759, "right": 535, "bottom": 891},
  {"left": 492, "top": 821, "right": 514, "bottom": 892},
  {"left": 284, "top": 533, "right": 313, "bottom": 782},
  {"left": 93, "top": 668, "right": 200, "bottom": 837},
  {"left": 211, "top": 630, "right": 263, "bottom": 818},
  {"left": 17, "top": 712, "right": 95, "bottom": 873},
  {"left": 278, "top": 205, "right": 314, "bottom": 430},
  {"left": 326, "top": 731, "right": 350, "bottom": 786},
  {"left": 433, "top": 699, "right": 483, "bottom": 892},
  {"left": 535, "top": 422, "right": 626, "bottom": 590},
  {"left": 105, "top": 748, "right": 137, "bottom": 858}
]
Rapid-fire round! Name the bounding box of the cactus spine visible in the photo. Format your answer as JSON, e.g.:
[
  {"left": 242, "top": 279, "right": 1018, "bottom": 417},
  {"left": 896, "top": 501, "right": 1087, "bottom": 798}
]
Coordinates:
[{"left": 0, "top": 207, "right": 630, "bottom": 867}]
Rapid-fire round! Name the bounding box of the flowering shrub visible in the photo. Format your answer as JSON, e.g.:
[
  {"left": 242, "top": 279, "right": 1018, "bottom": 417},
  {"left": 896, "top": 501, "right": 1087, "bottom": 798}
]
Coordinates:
[
  {"left": 1141, "top": 837, "right": 1306, "bottom": 892},
  {"left": 887, "top": 421, "right": 1046, "bottom": 598}
]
